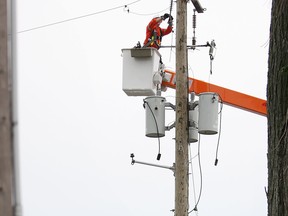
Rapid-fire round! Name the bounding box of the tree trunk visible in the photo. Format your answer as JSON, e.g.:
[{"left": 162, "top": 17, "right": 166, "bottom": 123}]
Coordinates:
[
  {"left": 267, "top": 0, "right": 288, "bottom": 215},
  {"left": 0, "top": 0, "right": 14, "bottom": 215}
]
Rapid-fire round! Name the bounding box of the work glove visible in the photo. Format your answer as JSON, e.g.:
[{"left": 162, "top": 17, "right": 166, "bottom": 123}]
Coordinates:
[
  {"left": 168, "top": 15, "right": 173, "bottom": 26},
  {"left": 163, "top": 13, "right": 170, "bottom": 20}
]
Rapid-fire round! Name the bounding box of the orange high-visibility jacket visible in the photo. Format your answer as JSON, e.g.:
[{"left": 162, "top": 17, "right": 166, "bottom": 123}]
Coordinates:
[{"left": 144, "top": 17, "right": 172, "bottom": 49}]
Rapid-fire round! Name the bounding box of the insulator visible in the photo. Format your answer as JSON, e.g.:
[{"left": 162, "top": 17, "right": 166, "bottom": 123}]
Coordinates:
[
  {"left": 193, "top": 14, "right": 196, "bottom": 29},
  {"left": 192, "top": 10, "right": 197, "bottom": 49},
  {"left": 192, "top": 37, "right": 196, "bottom": 46}
]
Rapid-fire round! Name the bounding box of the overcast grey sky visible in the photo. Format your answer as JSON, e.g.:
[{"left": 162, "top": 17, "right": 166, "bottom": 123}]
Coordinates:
[{"left": 17, "top": 0, "right": 271, "bottom": 215}]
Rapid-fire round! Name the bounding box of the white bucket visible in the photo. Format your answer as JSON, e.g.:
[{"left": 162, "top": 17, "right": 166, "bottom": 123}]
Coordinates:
[
  {"left": 122, "top": 48, "right": 161, "bottom": 96},
  {"left": 198, "top": 92, "right": 219, "bottom": 135}
]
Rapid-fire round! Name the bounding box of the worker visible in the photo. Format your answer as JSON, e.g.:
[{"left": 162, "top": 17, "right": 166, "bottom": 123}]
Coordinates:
[{"left": 143, "top": 13, "right": 173, "bottom": 49}]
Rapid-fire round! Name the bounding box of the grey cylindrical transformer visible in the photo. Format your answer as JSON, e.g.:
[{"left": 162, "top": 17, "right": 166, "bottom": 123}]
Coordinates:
[
  {"left": 144, "top": 96, "right": 166, "bottom": 138},
  {"left": 198, "top": 92, "right": 219, "bottom": 135}
]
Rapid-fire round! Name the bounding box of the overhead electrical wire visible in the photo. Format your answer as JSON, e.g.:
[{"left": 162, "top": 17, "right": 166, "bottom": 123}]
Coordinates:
[
  {"left": 188, "top": 144, "right": 199, "bottom": 216},
  {"left": 188, "top": 135, "right": 203, "bottom": 214},
  {"left": 18, "top": 0, "right": 141, "bottom": 34},
  {"left": 169, "top": 0, "right": 173, "bottom": 17},
  {"left": 215, "top": 96, "right": 224, "bottom": 166},
  {"left": 143, "top": 100, "right": 162, "bottom": 161},
  {"left": 125, "top": 7, "right": 170, "bottom": 16},
  {"left": 187, "top": 94, "right": 224, "bottom": 214},
  {"left": 169, "top": 32, "right": 175, "bottom": 62},
  {"left": 123, "top": 0, "right": 173, "bottom": 16},
  {"left": 168, "top": 0, "right": 175, "bottom": 61}
]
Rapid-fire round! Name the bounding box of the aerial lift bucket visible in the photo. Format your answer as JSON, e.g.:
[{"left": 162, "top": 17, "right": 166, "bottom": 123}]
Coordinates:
[{"left": 122, "top": 48, "right": 161, "bottom": 96}]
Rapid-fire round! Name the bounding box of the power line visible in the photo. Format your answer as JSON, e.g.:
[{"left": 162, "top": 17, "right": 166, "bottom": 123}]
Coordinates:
[
  {"left": 188, "top": 144, "right": 199, "bottom": 216},
  {"left": 188, "top": 135, "right": 203, "bottom": 214},
  {"left": 125, "top": 6, "right": 170, "bottom": 16},
  {"left": 18, "top": 0, "right": 141, "bottom": 34}
]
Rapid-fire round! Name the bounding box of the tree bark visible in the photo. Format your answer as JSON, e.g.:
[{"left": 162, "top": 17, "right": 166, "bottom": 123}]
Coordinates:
[
  {"left": 0, "top": 0, "right": 14, "bottom": 215},
  {"left": 267, "top": 0, "right": 288, "bottom": 215}
]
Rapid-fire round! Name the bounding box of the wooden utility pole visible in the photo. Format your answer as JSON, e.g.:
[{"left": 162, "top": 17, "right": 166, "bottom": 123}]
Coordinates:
[
  {"left": 175, "top": 0, "right": 189, "bottom": 216},
  {"left": 0, "top": 0, "right": 14, "bottom": 215}
]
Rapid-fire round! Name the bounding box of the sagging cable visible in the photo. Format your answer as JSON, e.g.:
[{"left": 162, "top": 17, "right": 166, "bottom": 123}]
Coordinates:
[
  {"left": 188, "top": 135, "right": 203, "bottom": 214},
  {"left": 214, "top": 94, "right": 223, "bottom": 166},
  {"left": 143, "top": 100, "right": 162, "bottom": 160}
]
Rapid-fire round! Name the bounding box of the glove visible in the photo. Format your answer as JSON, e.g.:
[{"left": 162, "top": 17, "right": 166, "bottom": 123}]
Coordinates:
[
  {"left": 163, "top": 13, "right": 170, "bottom": 20},
  {"left": 169, "top": 15, "right": 174, "bottom": 21}
]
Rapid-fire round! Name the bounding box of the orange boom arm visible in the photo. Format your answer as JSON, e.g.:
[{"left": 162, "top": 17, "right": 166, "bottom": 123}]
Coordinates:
[{"left": 162, "top": 69, "right": 267, "bottom": 116}]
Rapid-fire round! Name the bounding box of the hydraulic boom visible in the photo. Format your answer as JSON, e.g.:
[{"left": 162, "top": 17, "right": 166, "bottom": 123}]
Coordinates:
[{"left": 162, "top": 69, "right": 267, "bottom": 116}]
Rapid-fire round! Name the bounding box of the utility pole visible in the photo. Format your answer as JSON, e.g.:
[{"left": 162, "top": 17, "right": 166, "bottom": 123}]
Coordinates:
[
  {"left": 175, "top": 0, "right": 189, "bottom": 216},
  {"left": 0, "top": 0, "right": 14, "bottom": 215}
]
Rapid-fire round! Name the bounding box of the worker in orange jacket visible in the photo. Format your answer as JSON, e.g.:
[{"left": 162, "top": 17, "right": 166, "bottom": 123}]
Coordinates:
[{"left": 143, "top": 13, "right": 173, "bottom": 49}]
